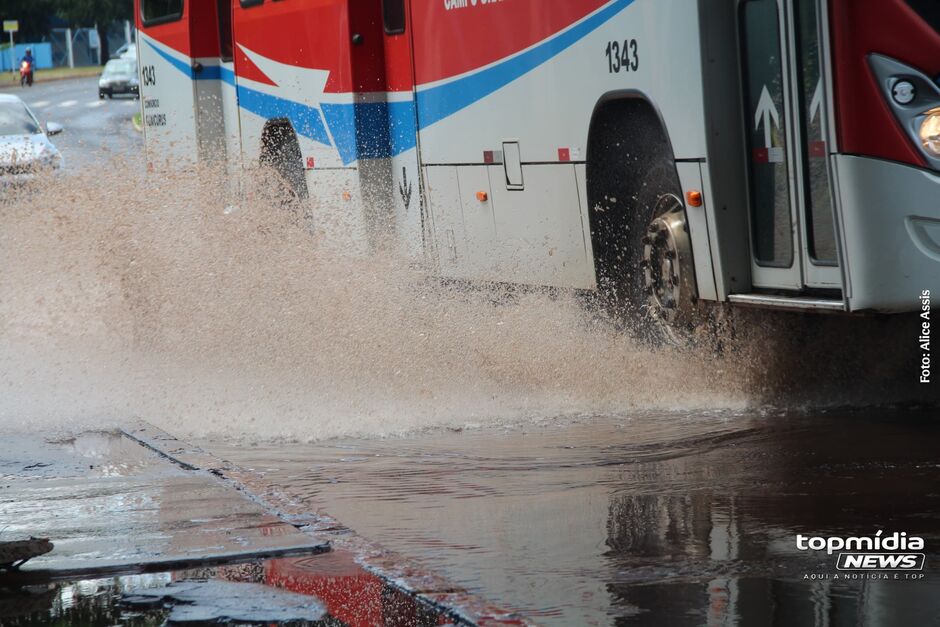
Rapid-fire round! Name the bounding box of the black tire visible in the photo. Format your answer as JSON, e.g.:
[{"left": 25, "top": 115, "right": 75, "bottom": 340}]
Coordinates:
[
  {"left": 98, "top": 92, "right": 105, "bottom": 99},
  {"left": 259, "top": 120, "right": 309, "bottom": 202},
  {"left": 586, "top": 97, "right": 723, "bottom": 347},
  {"left": 107, "top": 93, "right": 113, "bottom": 99},
  {"left": 587, "top": 102, "right": 681, "bottom": 335}
]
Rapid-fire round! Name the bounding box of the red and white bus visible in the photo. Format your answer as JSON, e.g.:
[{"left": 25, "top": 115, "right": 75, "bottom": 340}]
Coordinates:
[{"left": 134, "top": 0, "right": 940, "bottom": 334}]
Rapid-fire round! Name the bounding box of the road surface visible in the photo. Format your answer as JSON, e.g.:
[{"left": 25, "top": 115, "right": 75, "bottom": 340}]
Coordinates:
[
  {"left": 10, "top": 76, "right": 142, "bottom": 171},
  {"left": 209, "top": 406, "right": 940, "bottom": 626}
]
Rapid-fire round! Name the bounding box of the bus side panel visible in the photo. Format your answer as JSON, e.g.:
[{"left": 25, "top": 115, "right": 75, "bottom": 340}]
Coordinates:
[
  {"left": 136, "top": 0, "right": 235, "bottom": 167},
  {"left": 383, "top": 0, "right": 426, "bottom": 261},
  {"left": 347, "top": 0, "right": 400, "bottom": 251},
  {"left": 230, "top": 0, "right": 388, "bottom": 253},
  {"left": 409, "top": 0, "right": 708, "bottom": 289},
  {"left": 136, "top": 3, "right": 200, "bottom": 165},
  {"left": 189, "top": 0, "right": 226, "bottom": 164},
  {"left": 411, "top": 0, "right": 706, "bottom": 165},
  {"left": 487, "top": 164, "right": 590, "bottom": 288},
  {"left": 231, "top": 0, "right": 349, "bottom": 172}
]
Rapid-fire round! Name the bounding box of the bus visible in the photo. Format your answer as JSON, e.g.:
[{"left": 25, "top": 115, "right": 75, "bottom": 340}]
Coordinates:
[{"left": 133, "top": 0, "right": 940, "bottom": 337}]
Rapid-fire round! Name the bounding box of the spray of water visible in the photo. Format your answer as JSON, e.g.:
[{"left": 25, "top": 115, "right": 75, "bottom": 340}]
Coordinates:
[{"left": 0, "top": 163, "right": 930, "bottom": 442}]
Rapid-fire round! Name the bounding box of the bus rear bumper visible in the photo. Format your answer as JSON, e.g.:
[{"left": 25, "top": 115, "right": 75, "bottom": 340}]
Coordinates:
[{"left": 835, "top": 155, "right": 940, "bottom": 313}]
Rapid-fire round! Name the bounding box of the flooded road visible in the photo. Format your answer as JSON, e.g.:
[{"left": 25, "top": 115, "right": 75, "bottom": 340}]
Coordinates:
[
  {"left": 206, "top": 407, "right": 940, "bottom": 626},
  {"left": 2, "top": 80, "right": 938, "bottom": 626}
]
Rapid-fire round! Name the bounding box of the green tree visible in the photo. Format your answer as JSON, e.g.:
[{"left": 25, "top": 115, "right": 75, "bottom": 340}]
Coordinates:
[
  {"left": 0, "top": 0, "right": 56, "bottom": 41},
  {"left": 53, "top": 0, "right": 133, "bottom": 63}
]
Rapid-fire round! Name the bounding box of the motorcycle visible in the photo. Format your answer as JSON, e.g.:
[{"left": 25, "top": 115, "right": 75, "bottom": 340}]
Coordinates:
[{"left": 20, "top": 60, "right": 33, "bottom": 87}]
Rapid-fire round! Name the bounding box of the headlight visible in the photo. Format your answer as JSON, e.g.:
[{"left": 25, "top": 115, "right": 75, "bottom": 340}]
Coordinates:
[
  {"left": 920, "top": 108, "right": 940, "bottom": 158},
  {"left": 868, "top": 55, "right": 940, "bottom": 168}
]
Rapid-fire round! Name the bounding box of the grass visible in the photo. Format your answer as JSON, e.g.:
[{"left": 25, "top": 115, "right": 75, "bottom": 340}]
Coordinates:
[
  {"left": 132, "top": 112, "right": 142, "bottom": 132},
  {"left": 0, "top": 65, "right": 101, "bottom": 88}
]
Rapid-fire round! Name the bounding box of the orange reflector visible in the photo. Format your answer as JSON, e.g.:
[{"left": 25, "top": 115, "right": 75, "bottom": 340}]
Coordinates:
[
  {"left": 686, "top": 190, "right": 703, "bottom": 207},
  {"left": 342, "top": 191, "right": 352, "bottom": 201},
  {"left": 476, "top": 191, "right": 489, "bottom": 202}
]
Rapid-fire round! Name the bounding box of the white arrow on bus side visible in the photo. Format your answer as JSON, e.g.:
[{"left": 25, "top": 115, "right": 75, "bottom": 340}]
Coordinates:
[{"left": 754, "top": 85, "right": 780, "bottom": 149}]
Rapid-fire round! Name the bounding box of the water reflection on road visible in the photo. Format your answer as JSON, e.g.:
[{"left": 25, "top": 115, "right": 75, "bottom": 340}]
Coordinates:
[{"left": 207, "top": 407, "right": 940, "bottom": 625}]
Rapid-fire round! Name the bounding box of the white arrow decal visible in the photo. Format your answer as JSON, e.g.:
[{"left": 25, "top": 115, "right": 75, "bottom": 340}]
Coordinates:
[
  {"left": 809, "top": 79, "right": 822, "bottom": 124},
  {"left": 754, "top": 85, "right": 780, "bottom": 149}
]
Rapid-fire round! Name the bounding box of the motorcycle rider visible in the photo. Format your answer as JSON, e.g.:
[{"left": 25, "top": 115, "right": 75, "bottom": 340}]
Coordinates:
[{"left": 19, "top": 48, "right": 35, "bottom": 87}]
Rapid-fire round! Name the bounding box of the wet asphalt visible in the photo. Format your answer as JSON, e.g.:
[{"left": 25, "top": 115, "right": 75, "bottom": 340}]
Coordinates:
[
  {"left": 8, "top": 76, "right": 142, "bottom": 171},
  {"left": 208, "top": 407, "right": 940, "bottom": 626}
]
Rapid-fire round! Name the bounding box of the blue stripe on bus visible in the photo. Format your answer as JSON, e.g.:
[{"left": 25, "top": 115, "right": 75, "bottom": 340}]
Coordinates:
[
  {"left": 144, "top": 40, "right": 332, "bottom": 148},
  {"left": 143, "top": 0, "right": 630, "bottom": 163},
  {"left": 415, "top": 0, "right": 634, "bottom": 127},
  {"left": 236, "top": 86, "right": 332, "bottom": 148},
  {"left": 145, "top": 39, "right": 196, "bottom": 78},
  {"left": 320, "top": 99, "right": 418, "bottom": 164}
]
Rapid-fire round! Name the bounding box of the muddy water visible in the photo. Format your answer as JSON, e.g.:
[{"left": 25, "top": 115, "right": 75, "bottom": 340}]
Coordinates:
[
  {"left": 207, "top": 407, "right": 940, "bottom": 626},
  {"left": 0, "top": 168, "right": 932, "bottom": 442}
]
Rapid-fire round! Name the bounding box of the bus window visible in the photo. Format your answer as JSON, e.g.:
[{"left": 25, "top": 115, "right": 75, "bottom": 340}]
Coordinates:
[
  {"left": 794, "top": 0, "right": 836, "bottom": 264},
  {"left": 383, "top": 0, "right": 406, "bottom": 34},
  {"left": 740, "top": 0, "right": 793, "bottom": 268},
  {"left": 142, "top": 0, "right": 183, "bottom": 26},
  {"left": 217, "top": 0, "right": 233, "bottom": 61},
  {"left": 240, "top": 0, "right": 263, "bottom": 7}
]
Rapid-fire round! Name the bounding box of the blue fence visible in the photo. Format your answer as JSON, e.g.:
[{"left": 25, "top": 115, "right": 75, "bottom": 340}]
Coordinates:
[{"left": 0, "top": 43, "right": 54, "bottom": 71}]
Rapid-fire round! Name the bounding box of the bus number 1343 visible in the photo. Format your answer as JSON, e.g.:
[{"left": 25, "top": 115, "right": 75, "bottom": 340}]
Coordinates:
[{"left": 605, "top": 39, "right": 639, "bottom": 73}]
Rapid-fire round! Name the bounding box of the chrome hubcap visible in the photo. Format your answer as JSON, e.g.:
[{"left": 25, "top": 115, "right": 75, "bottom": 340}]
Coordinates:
[{"left": 640, "top": 194, "right": 697, "bottom": 325}]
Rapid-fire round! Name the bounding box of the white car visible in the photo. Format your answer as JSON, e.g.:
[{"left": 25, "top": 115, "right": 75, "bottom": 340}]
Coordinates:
[
  {"left": 0, "top": 94, "right": 63, "bottom": 184},
  {"left": 113, "top": 43, "right": 137, "bottom": 60},
  {"left": 99, "top": 58, "right": 140, "bottom": 99}
]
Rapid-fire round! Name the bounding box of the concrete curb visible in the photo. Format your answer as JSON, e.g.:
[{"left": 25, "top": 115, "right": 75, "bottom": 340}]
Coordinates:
[{"left": 123, "top": 420, "right": 537, "bottom": 627}]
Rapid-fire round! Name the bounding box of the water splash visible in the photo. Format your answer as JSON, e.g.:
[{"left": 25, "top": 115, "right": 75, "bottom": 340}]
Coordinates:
[{"left": 0, "top": 164, "right": 930, "bottom": 442}]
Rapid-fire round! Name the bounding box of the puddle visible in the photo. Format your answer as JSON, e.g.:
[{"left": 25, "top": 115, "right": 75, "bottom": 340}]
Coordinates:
[
  {"left": 0, "top": 431, "right": 165, "bottom": 482},
  {"left": 1, "top": 553, "right": 453, "bottom": 626},
  {"left": 205, "top": 406, "right": 940, "bottom": 626},
  {"left": 55, "top": 431, "right": 167, "bottom": 477},
  {"left": 122, "top": 579, "right": 326, "bottom": 623}
]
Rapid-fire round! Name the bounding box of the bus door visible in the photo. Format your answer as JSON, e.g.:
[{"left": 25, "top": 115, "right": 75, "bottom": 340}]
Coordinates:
[
  {"left": 136, "top": 0, "right": 233, "bottom": 165},
  {"left": 211, "top": 0, "right": 242, "bottom": 171},
  {"left": 739, "top": 0, "right": 843, "bottom": 292},
  {"left": 381, "top": 0, "right": 428, "bottom": 259}
]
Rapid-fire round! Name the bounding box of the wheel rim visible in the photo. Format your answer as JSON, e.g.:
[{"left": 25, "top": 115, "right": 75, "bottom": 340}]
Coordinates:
[{"left": 640, "top": 194, "right": 697, "bottom": 326}]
